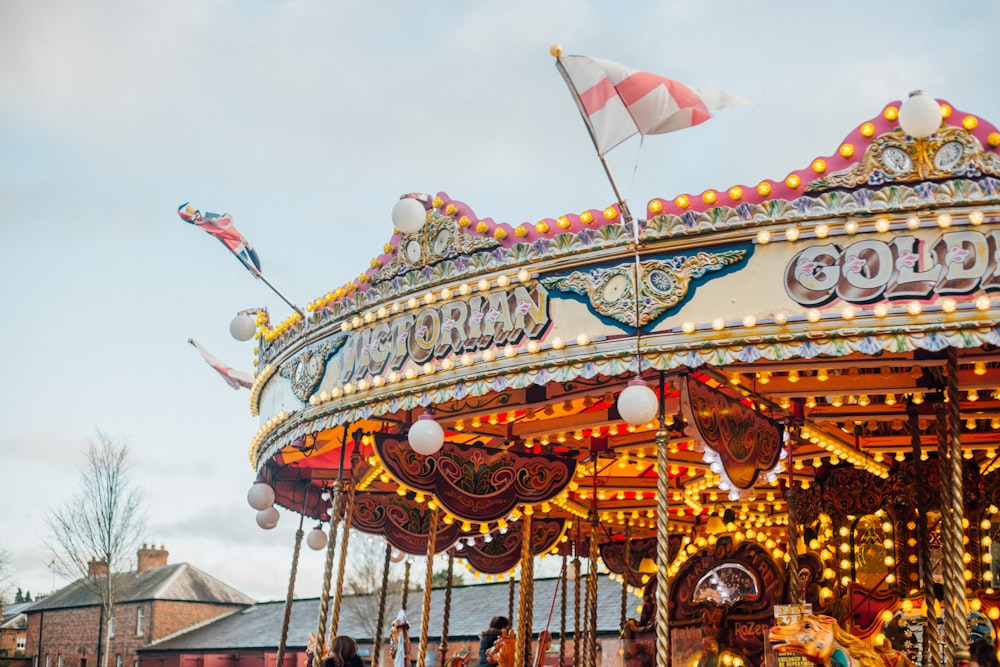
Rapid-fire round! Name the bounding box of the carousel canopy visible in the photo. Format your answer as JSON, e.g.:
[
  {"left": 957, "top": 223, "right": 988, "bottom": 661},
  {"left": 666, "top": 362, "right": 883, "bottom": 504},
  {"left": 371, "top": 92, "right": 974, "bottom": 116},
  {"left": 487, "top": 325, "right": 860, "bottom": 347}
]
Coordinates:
[{"left": 243, "top": 97, "right": 1000, "bottom": 576}]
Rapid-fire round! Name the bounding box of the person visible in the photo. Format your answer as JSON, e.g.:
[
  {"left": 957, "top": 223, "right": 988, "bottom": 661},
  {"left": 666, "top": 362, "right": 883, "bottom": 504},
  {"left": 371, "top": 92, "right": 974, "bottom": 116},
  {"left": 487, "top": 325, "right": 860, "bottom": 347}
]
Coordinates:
[
  {"left": 478, "top": 616, "right": 510, "bottom": 667},
  {"left": 323, "top": 635, "right": 364, "bottom": 667},
  {"left": 969, "top": 639, "right": 1000, "bottom": 667},
  {"left": 390, "top": 610, "right": 411, "bottom": 667}
]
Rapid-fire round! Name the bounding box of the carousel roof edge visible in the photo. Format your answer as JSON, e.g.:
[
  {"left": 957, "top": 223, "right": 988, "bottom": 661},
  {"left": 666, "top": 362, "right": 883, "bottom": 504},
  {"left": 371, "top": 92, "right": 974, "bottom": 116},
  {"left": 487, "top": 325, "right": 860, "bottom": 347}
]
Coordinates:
[{"left": 252, "top": 98, "right": 1000, "bottom": 356}]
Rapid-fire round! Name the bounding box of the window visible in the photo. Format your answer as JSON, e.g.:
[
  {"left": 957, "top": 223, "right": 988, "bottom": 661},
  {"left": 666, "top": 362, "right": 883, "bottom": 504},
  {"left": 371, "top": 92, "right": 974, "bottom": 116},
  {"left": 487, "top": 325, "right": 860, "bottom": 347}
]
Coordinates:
[
  {"left": 109, "top": 616, "right": 115, "bottom": 638},
  {"left": 136, "top": 608, "right": 144, "bottom": 636},
  {"left": 45, "top": 655, "right": 50, "bottom": 667},
  {"left": 17, "top": 637, "right": 26, "bottom": 651},
  {"left": 115, "top": 655, "right": 122, "bottom": 667},
  {"left": 58, "top": 656, "right": 63, "bottom": 667}
]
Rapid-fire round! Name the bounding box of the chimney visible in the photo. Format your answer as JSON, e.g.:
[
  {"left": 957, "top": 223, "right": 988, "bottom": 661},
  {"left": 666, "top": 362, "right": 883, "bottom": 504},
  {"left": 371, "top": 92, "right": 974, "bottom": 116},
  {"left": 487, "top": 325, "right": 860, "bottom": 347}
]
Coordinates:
[
  {"left": 88, "top": 557, "right": 108, "bottom": 577},
  {"left": 137, "top": 544, "right": 169, "bottom": 573}
]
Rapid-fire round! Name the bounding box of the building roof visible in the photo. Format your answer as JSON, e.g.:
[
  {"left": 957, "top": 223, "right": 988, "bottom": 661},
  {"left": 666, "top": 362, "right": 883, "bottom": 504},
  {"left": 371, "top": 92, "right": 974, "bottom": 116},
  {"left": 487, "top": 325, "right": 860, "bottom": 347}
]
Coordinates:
[
  {"left": 1, "top": 601, "right": 33, "bottom": 630},
  {"left": 142, "top": 575, "right": 639, "bottom": 651},
  {"left": 27, "top": 563, "right": 254, "bottom": 612}
]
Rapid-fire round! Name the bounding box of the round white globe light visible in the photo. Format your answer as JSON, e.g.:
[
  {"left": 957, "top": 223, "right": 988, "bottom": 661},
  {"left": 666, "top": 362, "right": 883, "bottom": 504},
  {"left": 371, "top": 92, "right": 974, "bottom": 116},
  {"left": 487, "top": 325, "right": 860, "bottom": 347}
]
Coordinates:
[
  {"left": 617, "top": 377, "right": 659, "bottom": 426},
  {"left": 306, "top": 525, "right": 328, "bottom": 550},
  {"left": 392, "top": 197, "right": 427, "bottom": 234},
  {"left": 256, "top": 506, "right": 280, "bottom": 530},
  {"left": 247, "top": 480, "right": 275, "bottom": 510},
  {"left": 230, "top": 313, "right": 257, "bottom": 341},
  {"left": 898, "top": 91, "right": 942, "bottom": 139},
  {"left": 408, "top": 411, "right": 445, "bottom": 455}
]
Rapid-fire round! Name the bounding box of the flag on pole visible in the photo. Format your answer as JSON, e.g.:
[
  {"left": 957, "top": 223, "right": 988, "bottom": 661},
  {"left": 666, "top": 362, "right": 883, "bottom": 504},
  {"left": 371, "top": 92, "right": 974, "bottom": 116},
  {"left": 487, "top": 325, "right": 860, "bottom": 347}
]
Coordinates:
[
  {"left": 554, "top": 51, "right": 750, "bottom": 156},
  {"left": 188, "top": 338, "right": 254, "bottom": 390},
  {"left": 178, "top": 203, "right": 262, "bottom": 274}
]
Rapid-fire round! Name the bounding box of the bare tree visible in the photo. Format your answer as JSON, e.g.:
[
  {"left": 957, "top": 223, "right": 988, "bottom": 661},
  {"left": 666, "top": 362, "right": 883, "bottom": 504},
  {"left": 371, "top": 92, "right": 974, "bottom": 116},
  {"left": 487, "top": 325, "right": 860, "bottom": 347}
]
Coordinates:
[
  {"left": 0, "top": 546, "right": 12, "bottom": 605},
  {"left": 342, "top": 534, "right": 407, "bottom": 638},
  {"left": 46, "top": 431, "right": 146, "bottom": 667}
]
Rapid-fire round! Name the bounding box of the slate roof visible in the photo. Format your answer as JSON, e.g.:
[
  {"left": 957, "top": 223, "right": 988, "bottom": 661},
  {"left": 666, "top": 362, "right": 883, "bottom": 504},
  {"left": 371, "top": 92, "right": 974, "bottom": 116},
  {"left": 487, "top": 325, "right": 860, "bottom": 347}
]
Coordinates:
[
  {"left": 1, "top": 601, "right": 33, "bottom": 630},
  {"left": 142, "top": 575, "right": 639, "bottom": 651},
  {"left": 27, "top": 563, "right": 254, "bottom": 611}
]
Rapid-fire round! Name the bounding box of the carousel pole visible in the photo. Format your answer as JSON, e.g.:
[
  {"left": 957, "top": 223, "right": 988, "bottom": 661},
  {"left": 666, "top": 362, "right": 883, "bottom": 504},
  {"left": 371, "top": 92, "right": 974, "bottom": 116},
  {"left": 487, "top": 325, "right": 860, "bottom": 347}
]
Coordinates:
[
  {"left": 508, "top": 575, "right": 516, "bottom": 626},
  {"left": 277, "top": 486, "right": 309, "bottom": 667},
  {"left": 329, "top": 439, "right": 361, "bottom": 639},
  {"left": 559, "top": 554, "right": 568, "bottom": 667},
  {"left": 587, "top": 517, "right": 599, "bottom": 667},
  {"left": 416, "top": 508, "right": 439, "bottom": 667},
  {"left": 402, "top": 560, "right": 412, "bottom": 612},
  {"left": 941, "top": 349, "right": 970, "bottom": 667},
  {"left": 785, "top": 432, "right": 802, "bottom": 604},
  {"left": 515, "top": 510, "right": 534, "bottom": 667},
  {"left": 908, "top": 400, "right": 941, "bottom": 667},
  {"left": 438, "top": 550, "right": 455, "bottom": 664},
  {"left": 572, "top": 553, "right": 581, "bottom": 667},
  {"left": 372, "top": 543, "right": 393, "bottom": 667},
  {"left": 313, "top": 427, "right": 351, "bottom": 666},
  {"left": 654, "top": 372, "right": 670, "bottom": 667},
  {"left": 621, "top": 524, "right": 632, "bottom": 633}
]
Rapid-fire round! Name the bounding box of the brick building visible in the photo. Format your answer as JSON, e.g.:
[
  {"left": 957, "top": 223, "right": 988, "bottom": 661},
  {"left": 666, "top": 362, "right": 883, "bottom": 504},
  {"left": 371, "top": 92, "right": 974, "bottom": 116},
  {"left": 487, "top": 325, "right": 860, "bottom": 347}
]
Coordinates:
[
  {"left": 1, "top": 600, "right": 32, "bottom": 657},
  {"left": 24, "top": 546, "right": 253, "bottom": 667}
]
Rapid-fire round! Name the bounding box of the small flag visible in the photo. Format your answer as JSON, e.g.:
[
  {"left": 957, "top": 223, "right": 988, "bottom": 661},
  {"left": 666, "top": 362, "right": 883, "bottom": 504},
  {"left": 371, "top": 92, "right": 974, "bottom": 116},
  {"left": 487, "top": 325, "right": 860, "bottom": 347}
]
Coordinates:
[
  {"left": 178, "top": 203, "right": 262, "bottom": 274},
  {"left": 555, "top": 53, "right": 749, "bottom": 156},
  {"left": 188, "top": 338, "right": 254, "bottom": 390}
]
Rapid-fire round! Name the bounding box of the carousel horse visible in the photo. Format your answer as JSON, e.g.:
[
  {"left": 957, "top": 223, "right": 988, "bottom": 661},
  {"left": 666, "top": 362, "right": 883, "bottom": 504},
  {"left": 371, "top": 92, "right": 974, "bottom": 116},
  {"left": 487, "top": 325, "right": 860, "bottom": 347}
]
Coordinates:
[
  {"left": 444, "top": 654, "right": 471, "bottom": 667},
  {"left": 486, "top": 628, "right": 516, "bottom": 667},
  {"left": 768, "top": 614, "right": 916, "bottom": 667}
]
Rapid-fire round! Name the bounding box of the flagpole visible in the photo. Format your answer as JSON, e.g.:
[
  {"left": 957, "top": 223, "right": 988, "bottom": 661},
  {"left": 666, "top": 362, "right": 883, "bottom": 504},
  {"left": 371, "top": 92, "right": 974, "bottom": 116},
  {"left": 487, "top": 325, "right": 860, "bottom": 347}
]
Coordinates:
[
  {"left": 251, "top": 269, "right": 305, "bottom": 317},
  {"left": 553, "top": 48, "right": 633, "bottom": 226}
]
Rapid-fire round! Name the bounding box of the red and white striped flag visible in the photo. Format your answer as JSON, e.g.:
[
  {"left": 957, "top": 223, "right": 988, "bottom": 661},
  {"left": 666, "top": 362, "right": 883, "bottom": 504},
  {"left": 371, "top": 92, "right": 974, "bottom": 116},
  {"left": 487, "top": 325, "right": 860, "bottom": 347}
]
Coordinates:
[
  {"left": 555, "top": 53, "right": 749, "bottom": 156},
  {"left": 188, "top": 338, "right": 254, "bottom": 390}
]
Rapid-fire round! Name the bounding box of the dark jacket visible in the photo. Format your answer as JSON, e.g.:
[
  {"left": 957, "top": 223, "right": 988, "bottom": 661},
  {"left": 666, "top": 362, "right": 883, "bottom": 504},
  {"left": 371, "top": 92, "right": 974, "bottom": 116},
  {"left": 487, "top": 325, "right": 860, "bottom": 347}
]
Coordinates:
[{"left": 478, "top": 630, "right": 502, "bottom": 667}]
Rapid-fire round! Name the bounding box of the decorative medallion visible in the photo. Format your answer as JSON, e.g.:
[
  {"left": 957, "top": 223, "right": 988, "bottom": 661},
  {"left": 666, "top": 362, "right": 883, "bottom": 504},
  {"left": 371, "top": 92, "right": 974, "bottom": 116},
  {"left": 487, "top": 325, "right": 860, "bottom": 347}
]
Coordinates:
[
  {"left": 278, "top": 334, "right": 347, "bottom": 401},
  {"left": 373, "top": 434, "right": 576, "bottom": 523},
  {"left": 806, "top": 126, "right": 1000, "bottom": 192},
  {"left": 540, "top": 250, "right": 748, "bottom": 328},
  {"left": 373, "top": 212, "right": 500, "bottom": 283},
  {"left": 350, "top": 491, "right": 460, "bottom": 555},
  {"left": 461, "top": 517, "right": 566, "bottom": 574},
  {"left": 680, "top": 376, "right": 783, "bottom": 499}
]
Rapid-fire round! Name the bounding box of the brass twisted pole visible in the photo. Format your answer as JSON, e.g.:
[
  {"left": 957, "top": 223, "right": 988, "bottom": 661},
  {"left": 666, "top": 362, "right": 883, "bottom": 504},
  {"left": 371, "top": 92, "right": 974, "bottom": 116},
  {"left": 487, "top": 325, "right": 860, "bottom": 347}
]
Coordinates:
[
  {"left": 655, "top": 411, "right": 670, "bottom": 667},
  {"left": 417, "top": 508, "right": 438, "bottom": 667},
  {"left": 587, "top": 517, "right": 599, "bottom": 667},
  {"left": 910, "top": 401, "right": 941, "bottom": 667},
  {"left": 942, "top": 349, "right": 970, "bottom": 666},
  {"left": 525, "top": 513, "right": 536, "bottom": 667},
  {"left": 515, "top": 511, "right": 534, "bottom": 667},
  {"left": 402, "top": 560, "right": 412, "bottom": 612},
  {"left": 373, "top": 542, "right": 393, "bottom": 667},
  {"left": 313, "top": 479, "right": 344, "bottom": 667},
  {"left": 508, "top": 574, "right": 516, "bottom": 624},
  {"left": 439, "top": 549, "right": 455, "bottom": 664},
  {"left": 278, "top": 487, "right": 310, "bottom": 667},
  {"left": 559, "top": 554, "right": 567, "bottom": 667},
  {"left": 330, "top": 467, "right": 357, "bottom": 639},
  {"left": 785, "top": 434, "right": 802, "bottom": 605},
  {"left": 572, "top": 556, "right": 581, "bottom": 667},
  {"left": 621, "top": 523, "right": 632, "bottom": 633}
]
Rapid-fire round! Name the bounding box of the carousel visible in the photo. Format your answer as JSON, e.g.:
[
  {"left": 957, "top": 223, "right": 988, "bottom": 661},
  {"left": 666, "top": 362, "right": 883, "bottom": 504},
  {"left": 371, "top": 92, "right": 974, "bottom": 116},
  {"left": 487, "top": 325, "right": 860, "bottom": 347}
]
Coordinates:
[{"left": 234, "top": 91, "right": 1000, "bottom": 667}]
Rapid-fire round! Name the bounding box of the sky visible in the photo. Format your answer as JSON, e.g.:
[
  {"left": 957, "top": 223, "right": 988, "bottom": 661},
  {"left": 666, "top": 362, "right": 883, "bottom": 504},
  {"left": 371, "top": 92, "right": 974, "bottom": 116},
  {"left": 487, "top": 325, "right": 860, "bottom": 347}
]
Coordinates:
[{"left": 2, "top": 0, "right": 999, "bottom": 603}]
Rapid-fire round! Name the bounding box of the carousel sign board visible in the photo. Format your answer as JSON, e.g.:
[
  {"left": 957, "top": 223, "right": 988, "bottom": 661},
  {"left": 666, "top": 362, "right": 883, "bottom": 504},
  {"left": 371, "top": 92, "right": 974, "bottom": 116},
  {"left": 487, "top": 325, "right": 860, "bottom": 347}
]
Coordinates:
[
  {"left": 785, "top": 229, "right": 1000, "bottom": 307},
  {"left": 334, "top": 283, "right": 550, "bottom": 383}
]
